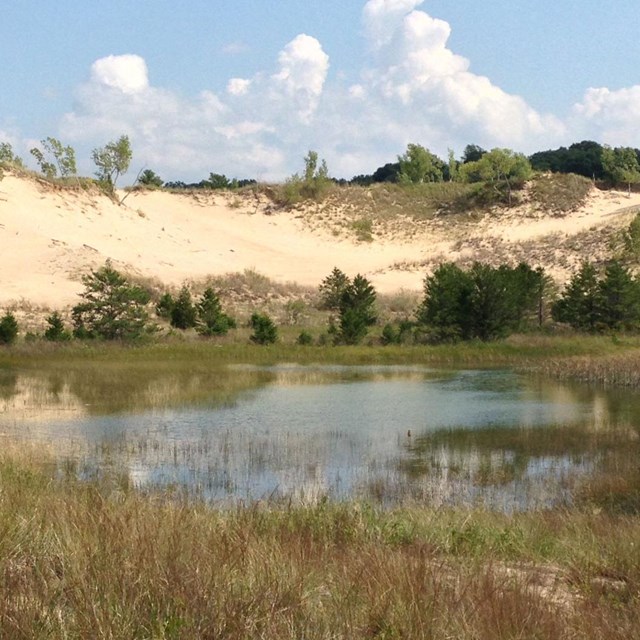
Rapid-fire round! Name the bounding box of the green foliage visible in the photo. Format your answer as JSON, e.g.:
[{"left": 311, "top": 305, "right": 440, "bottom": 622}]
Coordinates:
[
  {"left": 196, "top": 288, "right": 236, "bottom": 336},
  {"left": 621, "top": 212, "right": 640, "bottom": 264},
  {"left": 318, "top": 267, "right": 351, "bottom": 311},
  {"left": 397, "top": 143, "right": 444, "bottom": 184},
  {"left": 461, "top": 144, "right": 487, "bottom": 164},
  {"left": 92, "top": 135, "right": 132, "bottom": 190},
  {"left": 206, "top": 173, "right": 231, "bottom": 189},
  {"left": 416, "top": 263, "right": 473, "bottom": 342},
  {"left": 296, "top": 330, "right": 313, "bottom": 345},
  {"left": 0, "top": 312, "right": 18, "bottom": 345},
  {"left": 170, "top": 286, "right": 198, "bottom": 330},
  {"left": 551, "top": 262, "right": 600, "bottom": 332},
  {"left": 529, "top": 140, "right": 605, "bottom": 179},
  {"left": 459, "top": 148, "right": 532, "bottom": 204},
  {"left": 250, "top": 312, "right": 278, "bottom": 344},
  {"left": 350, "top": 217, "right": 373, "bottom": 242},
  {"left": 30, "top": 137, "right": 77, "bottom": 179},
  {"left": 71, "top": 261, "right": 152, "bottom": 340},
  {"left": 553, "top": 260, "right": 640, "bottom": 332},
  {"left": 44, "top": 312, "right": 71, "bottom": 342},
  {"left": 282, "top": 150, "right": 331, "bottom": 203},
  {"left": 137, "top": 169, "right": 163, "bottom": 187},
  {"left": 155, "top": 293, "right": 175, "bottom": 319},
  {"left": 602, "top": 145, "right": 640, "bottom": 194},
  {"left": 529, "top": 173, "right": 592, "bottom": 214},
  {"left": 0, "top": 142, "right": 24, "bottom": 169},
  {"left": 336, "top": 274, "right": 377, "bottom": 345},
  {"left": 29, "top": 148, "right": 56, "bottom": 179},
  {"left": 418, "top": 262, "right": 551, "bottom": 342}
]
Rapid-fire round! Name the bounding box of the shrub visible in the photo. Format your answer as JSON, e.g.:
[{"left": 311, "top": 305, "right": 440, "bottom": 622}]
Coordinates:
[
  {"left": 170, "top": 286, "right": 198, "bottom": 330},
  {"left": 72, "top": 261, "right": 152, "bottom": 340},
  {"left": 155, "top": 293, "right": 175, "bottom": 319},
  {"left": 296, "top": 330, "right": 313, "bottom": 345},
  {"left": 0, "top": 312, "right": 18, "bottom": 345},
  {"left": 250, "top": 312, "right": 278, "bottom": 345},
  {"left": 196, "top": 288, "right": 236, "bottom": 336},
  {"left": 336, "top": 274, "right": 377, "bottom": 345},
  {"left": 44, "top": 312, "right": 72, "bottom": 342}
]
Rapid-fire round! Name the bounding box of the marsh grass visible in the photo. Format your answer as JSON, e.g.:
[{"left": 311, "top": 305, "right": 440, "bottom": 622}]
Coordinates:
[{"left": 0, "top": 447, "right": 638, "bottom": 639}]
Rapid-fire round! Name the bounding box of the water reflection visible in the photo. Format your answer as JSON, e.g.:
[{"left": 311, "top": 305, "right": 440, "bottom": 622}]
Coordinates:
[{"left": 1, "top": 365, "right": 639, "bottom": 510}]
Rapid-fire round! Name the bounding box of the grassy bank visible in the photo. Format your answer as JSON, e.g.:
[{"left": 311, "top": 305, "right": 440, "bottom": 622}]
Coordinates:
[
  {"left": 2, "top": 332, "right": 639, "bottom": 370},
  {"left": 0, "top": 446, "right": 637, "bottom": 639}
]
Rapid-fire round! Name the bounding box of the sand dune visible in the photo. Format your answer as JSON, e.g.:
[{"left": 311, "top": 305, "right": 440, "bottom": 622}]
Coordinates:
[{"left": 1, "top": 172, "right": 639, "bottom": 309}]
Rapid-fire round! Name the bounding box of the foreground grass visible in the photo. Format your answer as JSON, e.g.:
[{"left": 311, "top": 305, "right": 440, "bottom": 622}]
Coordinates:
[{"left": 0, "top": 447, "right": 638, "bottom": 639}]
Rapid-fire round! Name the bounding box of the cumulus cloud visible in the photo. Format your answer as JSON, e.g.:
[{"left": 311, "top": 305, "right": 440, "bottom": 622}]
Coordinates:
[
  {"left": 90, "top": 54, "right": 149, "bottom": 94},
  {"left": 571, "top": 85, "right": 640, "bottom": 146},
  {"left": 270, "top": 34, "right": 329, "bottom": 123},
  {"left": 58, "top": 1, "right": 639, "bottom": 182}
]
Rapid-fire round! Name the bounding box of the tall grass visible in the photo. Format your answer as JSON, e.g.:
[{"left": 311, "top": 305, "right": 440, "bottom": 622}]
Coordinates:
[{"left": 0, "top": 449, "right": 638, "bottom": 638}]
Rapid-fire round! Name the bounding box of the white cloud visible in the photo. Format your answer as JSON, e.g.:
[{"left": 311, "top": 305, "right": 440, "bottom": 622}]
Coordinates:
[
  {"left": 571, "top": 86, "right": 640, "bottom": 146},
  {"left": 57, "top": 2, "right": 640, "bottom": 182},
  {"left": 227, "top": 78, "right": 252, "bottom": 96},
  {"left": 270, "top": 34, "right": 329, "bottom": 123},
  {"left": 90, "top": 54, "right": 149, "bottom": 94},
  {"left": 363, "top": 0, "right": 425, "bottom": 49}
]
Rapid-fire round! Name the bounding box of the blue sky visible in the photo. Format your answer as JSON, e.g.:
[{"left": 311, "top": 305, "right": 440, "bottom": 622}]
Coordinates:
[{"left": 2, "top": 0, "right": 640, "bottom": 181}]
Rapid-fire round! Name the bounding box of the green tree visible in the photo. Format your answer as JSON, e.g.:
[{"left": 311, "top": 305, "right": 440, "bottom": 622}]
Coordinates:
[
  {"left": 337, "top": 274, "right": 377, "bottom": 345},
  {"left": 602, "top": 146, "right": 640, "bottom": 195},
  {"left": 72, "top": 261, "right": 151, "bottom": 340},
  {"left": 44, "top": 311, "right": 72, "bottom": 341},
  {"left": 596, "top": 260, "right": 640, "bottom": 331},
  {"left": 250, "top": 312, "right": 278, "bottom": 344},
  {"left": 30, "top": 148, "right": 56, "bottom": 179},
  {"left": 283, "top": 150, "right": 331, "bottom": 203},
  {"left": 552, "top": 261, "right": 600, "bottom": 331},
  {"left": 460, "top": 148, "right": 532, "bottom": 204},
  {"left": 155, "top": 293, "right": 175, "bottom": 319},
  {"left": 92, "top": 135, "right": 132, "bottom": 190},
  {"left": 138, "top": 169, "right": 163, "bottom": 187},
  {"left": 30, "top": 137, "right": 77, "bottom": 178},
  {"left": 397, "top": 144, "right": 444, "bottom": 184},
  {"left": 206, "top": 173, "right": 231, "bottom": 189},
  {"left": 318, "top": 267, "right": 351, "bottom": 311},
  {"left": 170, "top": 286, "right": 198, "bottom": 330},
  {"left": 416, "top": 262, "right": 473, "bottom": 342},
  {"left": 0, "top": 142, "right": 23, "bottom": 169},
  {"left": 196, "top": 288, "right": 236, "bottom": 336},
  {"left": 0, "top": 312, "right": 18, "bottom": 345},
  {"left": 461, "top": 144, "right": 487, "bottom": 164}
]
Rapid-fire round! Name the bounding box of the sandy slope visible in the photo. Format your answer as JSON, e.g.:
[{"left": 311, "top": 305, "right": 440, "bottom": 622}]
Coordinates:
[{"left": 1, "top": 172, "right": 640, "bottom": 309}]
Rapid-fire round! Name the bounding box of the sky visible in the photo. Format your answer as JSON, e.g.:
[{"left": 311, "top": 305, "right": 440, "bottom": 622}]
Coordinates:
[{"left": 2, "top": 0, "right": 640, "bottom": 182}]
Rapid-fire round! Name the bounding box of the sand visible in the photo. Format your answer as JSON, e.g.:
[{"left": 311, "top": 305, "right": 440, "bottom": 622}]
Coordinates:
[{"left": 1, "top": 171, "right": 640, "bottom": 309}]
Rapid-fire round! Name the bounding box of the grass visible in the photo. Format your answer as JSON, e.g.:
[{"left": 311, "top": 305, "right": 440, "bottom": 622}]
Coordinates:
[
  {"left": 529, "top": 173, "right": 593, "bottom": 214},
  {"left": 0, "top": 446, "right": 638, "bottom": 638}
]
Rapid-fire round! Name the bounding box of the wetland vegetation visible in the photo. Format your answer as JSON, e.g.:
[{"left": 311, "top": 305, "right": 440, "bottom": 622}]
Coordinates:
[{"left": 1, "top": 335, "right": 640, "bottom": 636}]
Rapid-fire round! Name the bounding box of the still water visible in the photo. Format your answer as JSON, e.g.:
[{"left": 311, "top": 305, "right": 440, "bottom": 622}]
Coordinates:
[{"left": 1, "top": 364, "right": 638, "bottom": 510}]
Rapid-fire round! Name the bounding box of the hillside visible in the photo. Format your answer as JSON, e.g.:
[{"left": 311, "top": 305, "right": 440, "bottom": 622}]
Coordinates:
[{"left": 1, "top": 171, "right": 639, "bottom": 312}]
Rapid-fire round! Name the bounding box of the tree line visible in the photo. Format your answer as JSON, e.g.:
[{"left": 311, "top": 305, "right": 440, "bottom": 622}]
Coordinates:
[
  {"left": 4, "top": 258, "right": 640, "bottom": 348},
  {"left": 4, "top": 137, "right": 640, "bottom": 196}
]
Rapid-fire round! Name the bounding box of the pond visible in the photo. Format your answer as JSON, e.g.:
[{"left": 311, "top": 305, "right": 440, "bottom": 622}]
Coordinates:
[{"left": 1, "top": 364, "right": 639, "bottom": 510}]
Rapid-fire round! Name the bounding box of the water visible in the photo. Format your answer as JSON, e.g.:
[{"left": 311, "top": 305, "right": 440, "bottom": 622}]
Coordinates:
[{"left": 1, "top": 364, "right": 638, "bottom": 510}]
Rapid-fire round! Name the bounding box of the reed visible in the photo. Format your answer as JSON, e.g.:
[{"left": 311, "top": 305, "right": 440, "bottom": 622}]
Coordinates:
[{"left": 0, "top": 450, "right": 638, "bottom": 639}]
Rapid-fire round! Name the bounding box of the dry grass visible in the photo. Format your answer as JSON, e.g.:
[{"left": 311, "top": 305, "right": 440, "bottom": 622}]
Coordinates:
[
  {"left": 530, "top": 346, "right": 640, "bottom": 387},
  {"left": 0, "top": 443, "right": 635, "bottom": 637},
  {"left": 0, "top": 448, "right": 638, "bottom": 638},
  {"left": 529, "top": 173, "right": 593, "bottom": 214}
]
